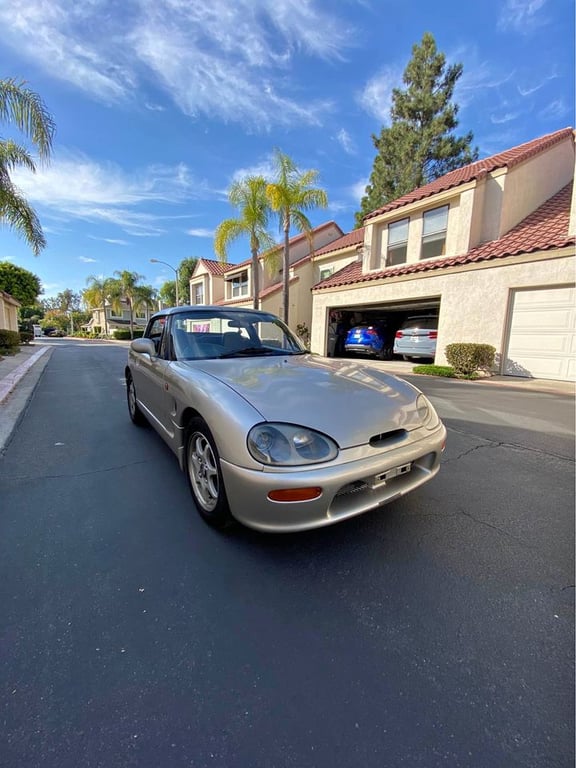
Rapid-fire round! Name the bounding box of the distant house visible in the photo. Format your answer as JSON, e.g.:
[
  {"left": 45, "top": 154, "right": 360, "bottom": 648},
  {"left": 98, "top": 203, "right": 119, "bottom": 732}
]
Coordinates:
[
  {"left": 84, "top": 298, "right": 153, "bottom": 336},
  {"left": 0, "top": 290, "right": 20, "bottom": 332},
  {"left": 311, "top": 128, "right": 576, "bottom": 382},
  {"left": 189, "top": 221, "right": 345, "bottom": 334}
]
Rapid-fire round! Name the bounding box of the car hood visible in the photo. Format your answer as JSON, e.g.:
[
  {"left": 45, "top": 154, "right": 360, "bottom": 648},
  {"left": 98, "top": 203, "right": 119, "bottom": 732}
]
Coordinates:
[{"left": 184, "top": 354, "right": 425, "bottom": 448}]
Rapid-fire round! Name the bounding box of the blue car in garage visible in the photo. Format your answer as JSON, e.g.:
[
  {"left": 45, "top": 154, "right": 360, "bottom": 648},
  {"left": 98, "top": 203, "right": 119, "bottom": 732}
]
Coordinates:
[{"left": 344, "top": 323, "right": 391, "bottom": 360}]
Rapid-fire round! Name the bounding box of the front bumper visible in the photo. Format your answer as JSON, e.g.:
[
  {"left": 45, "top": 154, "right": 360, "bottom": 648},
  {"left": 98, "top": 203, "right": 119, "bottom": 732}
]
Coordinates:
[{"left": 220, "top": 423, "right": 446, "bottom": 532}]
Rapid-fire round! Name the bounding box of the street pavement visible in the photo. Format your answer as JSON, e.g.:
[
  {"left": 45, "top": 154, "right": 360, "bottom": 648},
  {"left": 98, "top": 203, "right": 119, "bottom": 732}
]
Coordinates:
[
  {"left": 1, "top": 338, "right": 574, "bottom": 456},
  {"left": 0, "top": 338, "right": 574, "bottom": 768}
]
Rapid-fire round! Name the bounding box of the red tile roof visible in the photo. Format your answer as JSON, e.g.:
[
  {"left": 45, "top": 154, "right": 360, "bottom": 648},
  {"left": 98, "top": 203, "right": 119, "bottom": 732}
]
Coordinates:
[
  {"left": 197, "top": 258, "right": 231, "bottom": 276},
  {"left": 314, "top": 183, "right": 574, "bottom": 291},
  {"left": 314, "top": 227, "right": 365, "bottom": 257},
  {"left": 222, "top": 221, "right": 344, "bottom": 274},
  {"left": 365, "top": 127, "right": 574, "bottom": 220}
]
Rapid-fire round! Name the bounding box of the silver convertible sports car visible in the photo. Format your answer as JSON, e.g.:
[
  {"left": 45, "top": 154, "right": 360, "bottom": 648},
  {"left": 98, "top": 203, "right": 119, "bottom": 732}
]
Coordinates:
[{"left": 126, "top": 306, "right": 446, "bottom": 532}]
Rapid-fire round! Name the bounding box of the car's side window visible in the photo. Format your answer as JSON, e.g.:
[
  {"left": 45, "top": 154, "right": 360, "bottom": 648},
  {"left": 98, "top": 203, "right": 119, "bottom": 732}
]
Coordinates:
[{"left": 146, "top": 316, "right": 167, "bottom": 356}]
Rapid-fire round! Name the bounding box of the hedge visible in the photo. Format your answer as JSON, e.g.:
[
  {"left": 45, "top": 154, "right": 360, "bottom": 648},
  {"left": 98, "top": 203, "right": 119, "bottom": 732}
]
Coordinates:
[
  {"left": 445, "top": 343, "right": 496, "bottom": 376},
  {"left": 113, "top": 329, "right": 144, "bottom": 340},
  {"left": 0, "top": 329, "right": 21, "bottom": 350}
]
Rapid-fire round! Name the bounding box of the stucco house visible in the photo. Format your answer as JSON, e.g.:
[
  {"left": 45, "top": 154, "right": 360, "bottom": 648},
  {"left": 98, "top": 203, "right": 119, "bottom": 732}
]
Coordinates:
[
  {"left": 311, "top": 127, "right": 576, "bottom": 382},
  {"left": 189, "top": 221, "right": 345, "bottom": 335},
  {"left": 84, "top": 298, "right": 153, "bottom": 336},
  {"left": 0, "top": 290, "right": 20, "bottom": 333}
]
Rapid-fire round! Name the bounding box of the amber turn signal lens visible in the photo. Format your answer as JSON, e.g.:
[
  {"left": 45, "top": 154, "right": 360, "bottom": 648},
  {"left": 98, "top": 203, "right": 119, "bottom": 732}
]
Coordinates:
[{"left": 268, "top": 487, "right": 323, "bottom": 502}]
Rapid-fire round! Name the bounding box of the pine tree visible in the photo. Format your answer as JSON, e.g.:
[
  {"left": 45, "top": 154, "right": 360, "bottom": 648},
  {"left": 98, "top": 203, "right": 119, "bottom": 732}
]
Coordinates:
[{"left": 355, "top": 32, "right": 478, "bottom": 227}]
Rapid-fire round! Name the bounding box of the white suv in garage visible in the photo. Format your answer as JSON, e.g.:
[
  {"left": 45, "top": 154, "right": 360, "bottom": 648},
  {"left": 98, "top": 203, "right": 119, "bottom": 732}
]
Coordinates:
[{"left": 393, "top": 316, "right": 438, "bottom": 361}]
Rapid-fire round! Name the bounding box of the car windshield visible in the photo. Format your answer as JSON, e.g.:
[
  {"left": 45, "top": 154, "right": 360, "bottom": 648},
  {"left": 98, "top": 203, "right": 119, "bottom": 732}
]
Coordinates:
[{"left": 169, "top": 309, "right": 307, "bottom": 361}]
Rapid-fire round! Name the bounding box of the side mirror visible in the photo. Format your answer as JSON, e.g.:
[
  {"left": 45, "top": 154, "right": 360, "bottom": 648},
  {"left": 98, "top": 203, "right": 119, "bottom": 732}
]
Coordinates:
[{"left": 130, "top": 338, "right": 156, "bottom": 356}]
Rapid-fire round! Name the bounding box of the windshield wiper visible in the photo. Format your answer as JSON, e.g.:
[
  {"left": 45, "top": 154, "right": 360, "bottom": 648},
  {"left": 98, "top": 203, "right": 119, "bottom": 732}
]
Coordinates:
[{"left": 218, "top": 347, "right": 282, "bottom": 358}]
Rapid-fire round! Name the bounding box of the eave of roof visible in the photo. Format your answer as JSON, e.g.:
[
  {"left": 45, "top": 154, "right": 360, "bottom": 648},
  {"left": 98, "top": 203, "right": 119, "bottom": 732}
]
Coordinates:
[
  {"left": 314, "top": 183, "right": 574, "bottom": 291},
  {"left": 314, "top": 227, "right": 365, "bottom": 257},
  {"left": 364, "top": 127, "right": 574, "bottom": 221},
  {"left": 222, "top": 221, "right": 344, "bottom": 275}
]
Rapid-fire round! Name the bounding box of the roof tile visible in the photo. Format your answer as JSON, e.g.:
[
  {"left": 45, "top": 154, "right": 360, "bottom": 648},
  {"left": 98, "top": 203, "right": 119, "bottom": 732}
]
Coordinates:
[{"left": 365, "top": 127, "right": 574, "bottom": 220}]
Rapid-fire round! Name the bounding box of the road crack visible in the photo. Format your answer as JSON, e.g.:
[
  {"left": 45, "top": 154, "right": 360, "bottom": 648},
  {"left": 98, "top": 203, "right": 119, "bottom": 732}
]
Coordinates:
[{"left": 1, "top": 459, "right": 153, "bottom": 482}]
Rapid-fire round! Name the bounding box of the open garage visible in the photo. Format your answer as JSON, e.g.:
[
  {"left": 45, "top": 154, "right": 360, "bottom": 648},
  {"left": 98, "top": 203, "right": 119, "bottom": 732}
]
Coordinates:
[{"left": 326, "top": 298, "right": 440, "bottom": 360}]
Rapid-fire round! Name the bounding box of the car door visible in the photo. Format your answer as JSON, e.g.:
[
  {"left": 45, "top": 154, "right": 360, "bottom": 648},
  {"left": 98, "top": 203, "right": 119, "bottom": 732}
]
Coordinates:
[{"left": 131, "top": 314, "right": 173, "bottom": 436}]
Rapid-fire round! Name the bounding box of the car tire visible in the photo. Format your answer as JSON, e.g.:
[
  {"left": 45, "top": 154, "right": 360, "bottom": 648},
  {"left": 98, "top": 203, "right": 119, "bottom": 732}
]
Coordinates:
[
  {"left": 126, "top": 373, "right": 147, "bottom": 426},
  {"left": 186, "top": 418, "right": 233, "bottom": 529}
]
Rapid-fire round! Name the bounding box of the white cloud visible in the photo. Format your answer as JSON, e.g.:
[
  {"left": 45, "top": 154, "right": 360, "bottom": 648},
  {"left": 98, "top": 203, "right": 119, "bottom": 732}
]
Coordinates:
[
  {"left": 335, "top": 129, "right": 355, "bottom": 155},
  {"left": 78, "top": 256, "right": 98, "bottom": 262},
  {"left": 538, "top": 99, "right": 569, "bottom": 120},
  {"left": 231, "top": 157, "right": 277, "bottom": 183},
  {"left": 517, "top": 72, "right": 558, "bottom": 96},
  {"left": 357, "top": 66, "right": 401, "bottom": 124},
  {"left": 12, "top": 150, "right": 211, "bottom": 236},
  {"left": 498, "top": 0, "right": 548, "bottom": 33},
  {"left": 0, "top": 0, "right": 352, "bottom": 128},
  {"left": 490, "top": 110, "right": 522, "bottom": 125},
  {"left": 350, "top": 178, "right": 369, "bottom": 203},
  {"left": 88, "top": 236, "right": 130, "bottom": 245},
  {"left": 186, "top": 228, "right": 214, "bottom": 237}
]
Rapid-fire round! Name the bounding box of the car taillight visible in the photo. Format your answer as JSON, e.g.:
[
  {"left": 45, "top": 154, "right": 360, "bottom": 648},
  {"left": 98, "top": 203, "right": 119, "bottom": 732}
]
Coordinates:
[
  {"left": 367, "top": 329, "right": 377, "bottom": 336},
  {"left": 428, "top": 331, "right": 438, "bottom": 339},
  {"left": 395, "top": 331, "right": 403, "bottom": 338}
]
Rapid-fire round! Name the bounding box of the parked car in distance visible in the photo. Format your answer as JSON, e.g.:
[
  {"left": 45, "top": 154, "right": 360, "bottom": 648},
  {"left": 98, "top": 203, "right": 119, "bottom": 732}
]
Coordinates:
[
  {"left": 393, "top": 316, "right": 438, "bottom": 361},
  {"left": 344, "top": 323, "right": 391, "bottom": 359},
  {"left": 126, "top": 306, "right": 446, "bottom": 533}
]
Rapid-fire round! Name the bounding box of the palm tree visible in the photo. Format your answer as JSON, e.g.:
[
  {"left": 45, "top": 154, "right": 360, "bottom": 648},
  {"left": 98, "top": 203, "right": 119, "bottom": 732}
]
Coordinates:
[
  {"left": 214, "top": 176, "right": 276, "bottom": 310},
  {"left": 266, "top": 150, "right": 328, "bottom": 325},
  {"left": 132, "top": 285, "right": 156, "bottom": 327},
  {"left": 83, "top": 275, "right": 112, "bottom": 336},
  {"left": 113, "top": 270, "right": 147, "bottom": 339},
  {"left": 0, "top": 78, "right": 55, "bottom": 256}
]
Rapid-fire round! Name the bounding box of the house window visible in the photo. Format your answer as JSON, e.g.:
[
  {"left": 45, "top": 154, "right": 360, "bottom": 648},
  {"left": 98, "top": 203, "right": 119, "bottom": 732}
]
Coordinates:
[
  {"left": 229, "top": 270, "right": 249, "bottom": 298},
  {"left": 387, "top": 218, "right": 409, "bottom": 266},
  {"left": 319, "top": 266, "right": 334, "bottom": 281},
  {"left": 108, "top": 307, "right": 124, "bottom": 319},
  {"left": 421, "top": 205, "right": 449, "bottom": 260},
  {"left": 192, "top": 282, "right": 204, "bottom": 305},
  {"left": 136, "top": 310, "right": 147, "bottom": 320}
]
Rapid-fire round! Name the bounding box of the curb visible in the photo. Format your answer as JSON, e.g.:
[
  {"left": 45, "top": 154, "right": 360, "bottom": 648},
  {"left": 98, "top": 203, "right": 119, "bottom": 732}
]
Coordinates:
[{"left": 0, "top": 346, "right": 51, "bottom": 404}]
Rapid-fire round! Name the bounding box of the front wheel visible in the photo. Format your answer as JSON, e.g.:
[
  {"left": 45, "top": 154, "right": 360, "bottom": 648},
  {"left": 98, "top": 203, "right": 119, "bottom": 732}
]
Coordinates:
[
  {"left": 126, "top": 373, "right": 146, "bottom": 426},
  {"left": 186, "top": 418, "right": 233, "bottom": 529}
]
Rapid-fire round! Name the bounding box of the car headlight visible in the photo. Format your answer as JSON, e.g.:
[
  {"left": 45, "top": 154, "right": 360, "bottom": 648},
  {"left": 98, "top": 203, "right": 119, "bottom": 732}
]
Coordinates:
[
  {"left": 416, "top": 394, "right": 440, "bottom": 430},
  {"left": 247, "top": 423, "right": 339, "bottom": 466}
]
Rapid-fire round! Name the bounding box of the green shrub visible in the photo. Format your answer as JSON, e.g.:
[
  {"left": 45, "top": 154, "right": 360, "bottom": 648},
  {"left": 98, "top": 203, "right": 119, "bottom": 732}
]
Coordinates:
[
  {"left": 19, "top": 331, "right": 34, "bottom": 345},
  {"left": 0, "top": 329, "right": 21, "bottom": 350},
  {"left": 412, "top": 364, "right": 456, "bottom": 378},
  {"left": 445, "top": 343, "right": 496, "bottom": 376},
  {"left": 113, "top": 329, "right": 144, "bottom": 340}
]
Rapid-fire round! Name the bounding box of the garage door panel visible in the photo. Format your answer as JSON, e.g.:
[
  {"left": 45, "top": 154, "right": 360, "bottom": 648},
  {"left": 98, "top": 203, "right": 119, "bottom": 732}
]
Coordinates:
[
  {"left": 508, "top": 333, "right": 571, "bottom": 354},
  {"left": 509, "top": 307, "right": 574, "bottom": 331},
  {"left": 505, "top": 287, "right": 575, "bottom": 382}
]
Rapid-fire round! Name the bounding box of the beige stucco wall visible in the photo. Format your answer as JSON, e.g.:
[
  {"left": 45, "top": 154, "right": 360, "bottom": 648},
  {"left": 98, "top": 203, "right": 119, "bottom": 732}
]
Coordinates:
[
  {"left": 311, "top": 250, "right": 575, "bottom": 370},
  {"left": 499, "top": 137, "right": 575, "bottom": 236},
  {"left": 0, "top": 293, "right": 19, "bottom": 331}
]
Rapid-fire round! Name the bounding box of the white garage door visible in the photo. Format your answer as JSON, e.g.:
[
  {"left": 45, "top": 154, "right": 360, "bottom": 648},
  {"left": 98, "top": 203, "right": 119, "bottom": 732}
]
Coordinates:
[{"left": 505, "top": 286, "right": 576, "bottom": 381}]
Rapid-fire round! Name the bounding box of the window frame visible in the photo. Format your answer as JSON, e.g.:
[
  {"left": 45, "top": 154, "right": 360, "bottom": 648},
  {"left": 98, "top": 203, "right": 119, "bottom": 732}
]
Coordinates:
[
  {"left": 386, "top": 217, "right": 409, "bottom": 266},
  {"left": 420, "top": 205, "right": 449, "bottom": 260}
]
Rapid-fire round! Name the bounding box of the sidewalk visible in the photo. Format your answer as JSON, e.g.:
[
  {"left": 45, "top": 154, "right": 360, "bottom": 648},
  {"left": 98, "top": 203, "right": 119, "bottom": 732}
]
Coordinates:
[{"left": 0, "top": 342, "right": 52, "bottom": 404}]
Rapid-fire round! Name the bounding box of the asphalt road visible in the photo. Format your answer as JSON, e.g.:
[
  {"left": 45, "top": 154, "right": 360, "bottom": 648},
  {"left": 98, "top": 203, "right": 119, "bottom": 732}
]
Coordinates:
[{"left": 0, "top": 340, "right": 574, "bottom": 768}]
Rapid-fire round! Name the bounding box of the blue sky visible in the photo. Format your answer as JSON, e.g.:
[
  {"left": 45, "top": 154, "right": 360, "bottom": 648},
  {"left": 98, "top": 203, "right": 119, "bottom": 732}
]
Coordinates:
[{"left": 0, "top": 0, "right": 574, "bottom": 300}]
